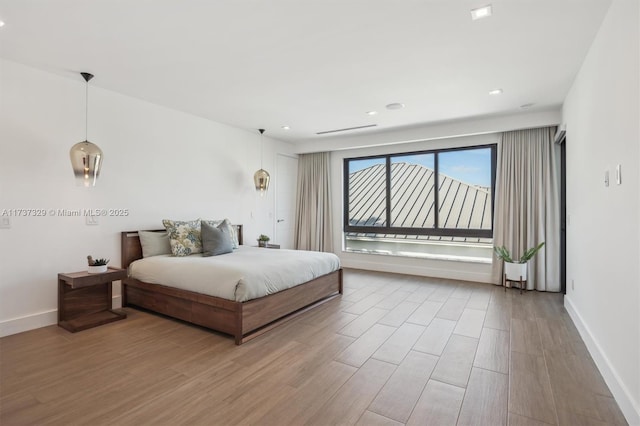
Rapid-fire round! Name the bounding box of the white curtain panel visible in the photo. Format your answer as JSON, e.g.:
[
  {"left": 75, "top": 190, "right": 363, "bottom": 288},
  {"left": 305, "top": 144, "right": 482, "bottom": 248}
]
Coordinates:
[
  {"left": 492, "top": 127, "right": 561, "bottom": 291},
  {"left": 294, "top": 152, "right": 333, "bottom": 252}
]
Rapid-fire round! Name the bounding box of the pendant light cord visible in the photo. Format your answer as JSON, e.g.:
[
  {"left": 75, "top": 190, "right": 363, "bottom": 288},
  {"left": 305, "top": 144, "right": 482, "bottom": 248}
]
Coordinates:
[
  {"left": 80, "top": 72, "right": 94, "bottom": 142},
  {"left": 259, "top": 129, "right": 265, "bottom": 169},
  {"left": 85, "top": 81, "right": 89, "bottom": 142}
]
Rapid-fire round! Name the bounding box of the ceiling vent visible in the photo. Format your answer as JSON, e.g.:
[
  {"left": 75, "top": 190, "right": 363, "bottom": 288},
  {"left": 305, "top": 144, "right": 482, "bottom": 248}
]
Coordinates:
[{"left": 316, "top": 124, "right": 377, "bottom": 135}]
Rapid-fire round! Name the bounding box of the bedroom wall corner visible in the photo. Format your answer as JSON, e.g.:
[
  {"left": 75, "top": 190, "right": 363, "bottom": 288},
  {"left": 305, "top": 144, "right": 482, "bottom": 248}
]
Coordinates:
[
  {"left": 561, "top": 0, "right": 640, "bottom": 423},
  {"left": 0, "top": 59, "right": 296, "bottom": 337}
]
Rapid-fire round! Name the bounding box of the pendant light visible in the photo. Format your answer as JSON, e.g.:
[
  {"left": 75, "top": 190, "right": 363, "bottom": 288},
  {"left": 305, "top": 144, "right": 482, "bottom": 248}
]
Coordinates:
[
  {"left": 70, "top": 72, "right": 103, "bottom": 187},
  {"left": 253, "top": 128, "right": 270, "bottom": 196}
]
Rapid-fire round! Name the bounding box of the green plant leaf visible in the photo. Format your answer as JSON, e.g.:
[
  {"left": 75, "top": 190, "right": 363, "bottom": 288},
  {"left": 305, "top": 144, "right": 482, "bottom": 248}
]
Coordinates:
[
  {"left": 494, "top": 242, "right": 545, "bottom": 264},
  {"left": 519, "top": 242, "right": 545, "bottom": 263},
  {"left": 493, "top": 246, "right": 513, "bottom": 263}
]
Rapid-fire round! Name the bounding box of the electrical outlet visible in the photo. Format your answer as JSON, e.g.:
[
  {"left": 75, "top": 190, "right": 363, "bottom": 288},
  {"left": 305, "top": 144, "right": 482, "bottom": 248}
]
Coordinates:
[
  {"left": 0, "top": 217, "right": 10, "bottom": 229},
  {"left": 571, "top": 279, "right": 575, "bottom": 291}
]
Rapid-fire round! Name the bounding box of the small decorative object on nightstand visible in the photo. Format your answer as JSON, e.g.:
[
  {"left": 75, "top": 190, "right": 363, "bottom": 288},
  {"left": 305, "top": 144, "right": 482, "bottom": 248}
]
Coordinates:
[
  {"left": 263, "top": 243, "right": 280, "bottom": 249},
  {"left": 58, "top": 267, "right": 127, "bottom": 332},
  {"left": 257, "top": 234, "right": 270, "bottom": 247},
  {"left": 87, "top": 255, "right": 109, "bottom": 273}
]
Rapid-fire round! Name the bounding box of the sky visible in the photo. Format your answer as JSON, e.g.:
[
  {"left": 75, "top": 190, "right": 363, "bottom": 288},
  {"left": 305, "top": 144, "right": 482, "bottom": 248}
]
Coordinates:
[{"left": 348, "top": 147, "right": 492, "bottom": 187}]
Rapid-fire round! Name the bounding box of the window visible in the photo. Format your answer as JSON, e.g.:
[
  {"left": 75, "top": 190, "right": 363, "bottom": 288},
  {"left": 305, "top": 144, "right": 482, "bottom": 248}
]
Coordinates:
[{"left": 344, "top": 144, "right": 496, "bottom": 259}]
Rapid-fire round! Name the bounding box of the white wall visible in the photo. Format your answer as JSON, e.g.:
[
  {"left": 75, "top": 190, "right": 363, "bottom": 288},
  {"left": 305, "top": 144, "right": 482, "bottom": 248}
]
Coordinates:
[
  {"left": 330, "top": 133, "right": 500, "bottom": 283},
  {"left": 562, "top": 0, "right": 640, "bottom": 423},
  {"left": 296, "top": 108, "right": 562, "bottom": 154},
  {"left": 0, "top": 59, "right": 296, "bottom": 336}
]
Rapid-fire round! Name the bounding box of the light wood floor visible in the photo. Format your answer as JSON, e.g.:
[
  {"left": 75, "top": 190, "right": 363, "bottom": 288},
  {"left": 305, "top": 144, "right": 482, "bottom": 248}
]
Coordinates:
[{"left": 0, "top": 269, "right": 627, "bottom": 426}]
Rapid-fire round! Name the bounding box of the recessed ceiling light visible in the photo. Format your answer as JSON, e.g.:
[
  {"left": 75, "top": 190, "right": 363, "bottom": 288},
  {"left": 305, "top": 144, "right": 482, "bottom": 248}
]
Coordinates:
[
  {"left": 281, "top": 125, "right": 290, "bottom": 130},
  {"left": 520, "top": 103, "right": 535, "bottom": 109},
  {"left": 489, "top": 88, "right": 503, "bottom": 95},
  {"left": 366, "top": 111, "right": 377, "bottom": 116},
  {"left": 386, "top": 103, "right": 405, "bottom": 110},
  {"left": 471, "top": 5, "right": 492, "bottom": 20},
  {"left": 0, "top": 21, "right": 5, "bottom": 28}
]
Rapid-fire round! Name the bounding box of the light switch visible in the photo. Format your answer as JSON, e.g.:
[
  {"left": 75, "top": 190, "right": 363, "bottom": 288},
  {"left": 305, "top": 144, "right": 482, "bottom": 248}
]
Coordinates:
[
  {"left": 0, "top": 217, "right": 10, "bottom": 229},
  {"left": 616, "top": 164, "right": 621, "bottom": 185}
]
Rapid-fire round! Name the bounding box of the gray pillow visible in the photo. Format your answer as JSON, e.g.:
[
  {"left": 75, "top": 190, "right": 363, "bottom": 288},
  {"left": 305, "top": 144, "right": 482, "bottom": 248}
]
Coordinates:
[
  {"left": 201, "top": 222, "right": 233, "bottom": 257},
  {"left": 138, "top": 231, "right": 171, "bottom": 258},
  {"left": 203, "top": 218, "right": 239, "bottom": 249}
]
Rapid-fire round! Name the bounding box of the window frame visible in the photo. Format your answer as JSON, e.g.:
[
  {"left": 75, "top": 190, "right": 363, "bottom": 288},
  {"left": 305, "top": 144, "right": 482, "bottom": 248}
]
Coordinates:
[{"left": 343, "top": 143, "right": 497, "bottom": 238}]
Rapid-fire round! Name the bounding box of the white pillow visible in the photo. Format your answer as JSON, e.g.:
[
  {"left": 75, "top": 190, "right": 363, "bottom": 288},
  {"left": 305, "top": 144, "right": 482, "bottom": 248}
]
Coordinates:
[{"left": 138, "top": 231, "right": 171, "bottom": 257}]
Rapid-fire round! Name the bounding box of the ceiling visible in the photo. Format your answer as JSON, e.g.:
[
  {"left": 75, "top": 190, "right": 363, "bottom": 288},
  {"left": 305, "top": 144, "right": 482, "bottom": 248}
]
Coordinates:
[{"left": 0, "top": 0, "right": 611, "bottom": 144}]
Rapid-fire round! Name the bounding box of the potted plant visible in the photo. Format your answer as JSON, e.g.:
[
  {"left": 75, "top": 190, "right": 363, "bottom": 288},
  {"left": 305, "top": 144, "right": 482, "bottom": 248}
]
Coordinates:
[
  {"left": 257, "top": 234, "right": 270, "bottom": 248},
  {"left": 87, "top": 256, "right": 109, "bottom": 274},
  {"left": 494, "top": 242, "right": 544, "bottom": 284}
]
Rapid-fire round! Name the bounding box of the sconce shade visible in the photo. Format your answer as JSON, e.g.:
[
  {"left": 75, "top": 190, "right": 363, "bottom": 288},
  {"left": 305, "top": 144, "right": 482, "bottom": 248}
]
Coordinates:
[
  {"left": 70, "top": 141, "right": 102, "bottom": 187},
  {"left": 254, "top": 168, "right": 270, "bottom": 196}
]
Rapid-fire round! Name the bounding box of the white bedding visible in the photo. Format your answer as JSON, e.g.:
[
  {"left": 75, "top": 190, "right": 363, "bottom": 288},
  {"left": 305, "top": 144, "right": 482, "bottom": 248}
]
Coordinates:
[{"left": 128, "top": 246, "right": 341, "bottom": 302}]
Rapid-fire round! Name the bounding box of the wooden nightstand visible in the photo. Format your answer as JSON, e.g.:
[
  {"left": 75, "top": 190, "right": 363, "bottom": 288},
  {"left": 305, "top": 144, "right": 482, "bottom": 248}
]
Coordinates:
[{"left": 58, "top": 267, "right": 128, "bottom": 332}]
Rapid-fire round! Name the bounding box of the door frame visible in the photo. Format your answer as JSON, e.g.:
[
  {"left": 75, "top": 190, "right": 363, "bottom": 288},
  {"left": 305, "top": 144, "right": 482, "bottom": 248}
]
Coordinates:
[
  {"left": 557, "top": 133, "right": 567, "bottom": 294},
  {"left": 274, "top": 153, "right": 299, "bottom": 248}
]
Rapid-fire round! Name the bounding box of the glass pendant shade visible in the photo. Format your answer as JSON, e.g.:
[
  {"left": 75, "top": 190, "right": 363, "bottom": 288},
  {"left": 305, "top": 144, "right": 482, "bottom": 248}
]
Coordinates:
[
  {"left": 254, "top": 128, "right": 270, "bottom": 196},
  {"left": 254, "top": 168, "right": 270, "bottom": 196},
  {"left": 70, "top": 141, "right": 102, "bottom": 187},
  {"left": 71, "top": 72, "right": 102, "bottom": 187}
]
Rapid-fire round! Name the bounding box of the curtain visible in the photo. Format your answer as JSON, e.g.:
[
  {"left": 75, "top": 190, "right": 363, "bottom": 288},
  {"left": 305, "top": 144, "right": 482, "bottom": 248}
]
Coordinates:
[
  {"left": 492, "top": 127, "right": 560, "bottom": 291},
  {"left": 294, "top": 152, "right": 333, "bottom": 252}
]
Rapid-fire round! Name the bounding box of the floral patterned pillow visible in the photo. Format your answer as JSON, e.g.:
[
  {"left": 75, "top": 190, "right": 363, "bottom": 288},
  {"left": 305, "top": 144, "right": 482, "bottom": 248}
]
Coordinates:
[
  {"left": 162, "top": 218, "right": 202, "bottom": 256},
  {"left": 203, "top": 218, "right": 239, "bottom": 249}
]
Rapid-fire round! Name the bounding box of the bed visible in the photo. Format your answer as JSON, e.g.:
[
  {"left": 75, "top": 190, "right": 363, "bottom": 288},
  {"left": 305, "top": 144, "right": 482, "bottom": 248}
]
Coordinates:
[{"left": 120, "top": 225, "right": 343, "bottom": 344}]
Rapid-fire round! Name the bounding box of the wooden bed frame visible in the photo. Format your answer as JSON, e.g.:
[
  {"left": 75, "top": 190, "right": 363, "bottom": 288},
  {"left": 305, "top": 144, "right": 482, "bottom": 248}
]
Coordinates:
[{"left": 120, "top": 226, "right": 343, "bottom": 345}]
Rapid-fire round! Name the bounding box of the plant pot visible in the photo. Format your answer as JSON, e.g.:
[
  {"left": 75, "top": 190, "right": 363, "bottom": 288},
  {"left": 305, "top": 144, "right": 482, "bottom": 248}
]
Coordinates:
[
  {"left": 88, "top": 265, "right": 108, "bottom": 274},
  {"left": 258, "top": 241, "right": 267, "bottom": 247},
  {"left": 504, "top": 261, "right": 527, "bottom": 281}
]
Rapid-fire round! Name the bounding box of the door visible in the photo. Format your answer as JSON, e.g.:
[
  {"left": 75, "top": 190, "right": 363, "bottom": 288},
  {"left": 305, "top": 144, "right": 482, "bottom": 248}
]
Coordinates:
[{"left": 275, "top": 154, "right": 298, "bottom": 249}]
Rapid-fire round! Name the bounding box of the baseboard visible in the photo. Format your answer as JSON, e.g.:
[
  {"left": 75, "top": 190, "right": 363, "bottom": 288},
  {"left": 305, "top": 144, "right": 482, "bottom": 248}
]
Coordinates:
[
  {"left": 0, "top": 295, "right": 123, "bottom": 338},
  {"left": 342, "top": 258, "right": 493, "bottom": 284},
  {"left": 0, "top": 309, "right": 57, "bottom": 337},
  {"left": 564, "top": 296, "right": 640, "bottom": 426}
]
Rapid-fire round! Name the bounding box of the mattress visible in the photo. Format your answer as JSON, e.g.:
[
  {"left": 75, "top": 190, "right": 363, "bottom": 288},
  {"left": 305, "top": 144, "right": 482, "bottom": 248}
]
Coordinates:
[{"left": 128, "top": 246, "right": 341, "bottom": 302}]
